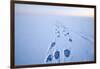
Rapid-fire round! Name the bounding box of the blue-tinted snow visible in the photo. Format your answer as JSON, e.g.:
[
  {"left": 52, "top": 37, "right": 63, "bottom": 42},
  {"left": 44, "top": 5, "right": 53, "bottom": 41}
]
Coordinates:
[{"left": 15, "top": 4, "right": 94, "bottom": 65}]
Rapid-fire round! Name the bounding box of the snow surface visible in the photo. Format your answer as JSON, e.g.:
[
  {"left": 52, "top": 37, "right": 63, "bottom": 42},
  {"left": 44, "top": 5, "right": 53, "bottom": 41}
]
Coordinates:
[{"left": 15, "top": 4, "right": 94, "bottom": 65}]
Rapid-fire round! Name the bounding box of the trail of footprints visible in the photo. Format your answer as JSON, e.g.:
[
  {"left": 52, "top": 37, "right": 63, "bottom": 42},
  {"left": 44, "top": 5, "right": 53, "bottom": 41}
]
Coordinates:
[
  {"left": 44, "top": 21, "right": 93, "bottom": 63},
  {"left": 45, "top": 23, "right": 72, "bottom": 63}
]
